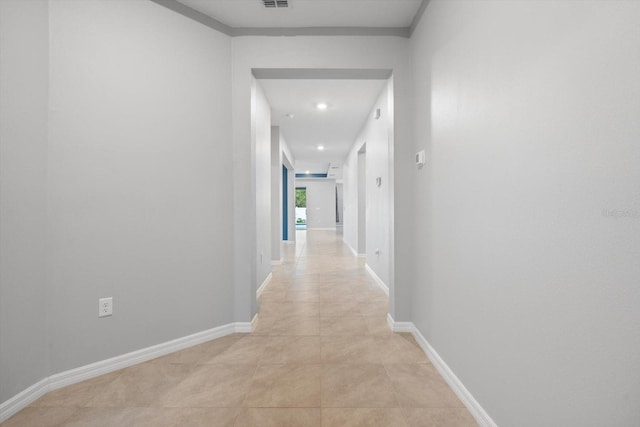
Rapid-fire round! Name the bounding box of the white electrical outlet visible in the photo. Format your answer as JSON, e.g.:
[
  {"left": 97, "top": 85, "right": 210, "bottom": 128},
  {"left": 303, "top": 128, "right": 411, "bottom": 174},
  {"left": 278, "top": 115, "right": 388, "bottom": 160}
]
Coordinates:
[{"left": 98, "top": 297, "right": 113, "bottom": 318}]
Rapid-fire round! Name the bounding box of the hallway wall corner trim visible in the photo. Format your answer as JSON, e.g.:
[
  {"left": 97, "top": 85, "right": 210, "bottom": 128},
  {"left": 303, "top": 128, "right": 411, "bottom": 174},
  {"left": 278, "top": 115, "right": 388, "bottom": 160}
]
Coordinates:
[
  {"left": 365, "top": 264, "right": 389, "bottom": 295},
  {"left": 387, "top": 314, "right": 498, "bottom": 427},
  {"left": 0, "top": 322, "right": 251, "bottom": 423}
]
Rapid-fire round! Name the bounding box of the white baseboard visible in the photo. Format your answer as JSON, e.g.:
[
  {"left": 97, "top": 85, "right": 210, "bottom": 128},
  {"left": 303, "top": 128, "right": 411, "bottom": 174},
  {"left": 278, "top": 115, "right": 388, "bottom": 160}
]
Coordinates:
[
  {"left": 256, "top": 272, "right": 273, "bottom": 298},
  {"left": 386, "top": 315, "right": 497, "bottom": 427},
  {"left": 365, "top": 264, "right": 389, "bottom": 296},
  {"left": 271, "top": 259, "right": 283, "bottom": 265},
  {"left": 343, "top": 239, "right": 365, "bottom": 258},
  {"left": 0, "top": 322, "right": 239, "bottom": 423},
  {"left": 250, "top": 313, "right": 259, "bottom": 331},
  {"left": 0, "top": 378, "right": 50, "bottom": 423},
  {"left": 345, "top": 240, "right": 358, "bottom": 257},
  {"left": 386, "top": 313, "right": 412, "bottom": 332},
  {"left": 233, "top": 321, "right": 254, "bottom": 334}
]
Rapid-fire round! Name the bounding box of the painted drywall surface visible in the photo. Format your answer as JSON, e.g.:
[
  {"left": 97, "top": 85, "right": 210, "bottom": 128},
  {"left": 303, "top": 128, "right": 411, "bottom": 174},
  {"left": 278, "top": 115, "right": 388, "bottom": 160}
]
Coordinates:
[
  {"left": 411, "top": 1, "right": 640, "bottom": 425},
  {"left": 343, "top": 81, "right": 392, "bottom": 283},
  {"left": 47, "top": 0, "right": 234, "bottom": 373},
  {"left": 271, "top": 127, "right": 297, "bottom": 262},
  {"left": 342, "top": 152, "right": 358, "bottom": 255},
  {"left": 270, "top": 127, "right": 282, "bottom": 262},
  {"left": 231, "top": 36, "right": 413, "bottom": 322},
  {"left": 336, "top": 184, "right": 344, "bottom": 226},
  {"left": 357, "top": 151, "right": 367, "bottom": 253},
  {"left": 0, "top": 0, "right": 49, "bottom": 403},
  {"left": 281, "top": 135, "right": 297, "bottom": 243},
  {"left": 296, "top": 179, "right": 337, "bottom": 230},
  {"left": 254, "top": 81, "right": 272, "bottom": 287},
  {"left": 363, "top": 85, "right": 393, "bottom": 286}
]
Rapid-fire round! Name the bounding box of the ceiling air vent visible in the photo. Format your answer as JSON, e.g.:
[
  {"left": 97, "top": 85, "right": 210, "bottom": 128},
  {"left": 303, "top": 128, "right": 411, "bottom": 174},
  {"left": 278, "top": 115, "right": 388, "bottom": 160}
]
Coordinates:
[{"left": 262, "top": 0, "right": 289, "bottom": 8}]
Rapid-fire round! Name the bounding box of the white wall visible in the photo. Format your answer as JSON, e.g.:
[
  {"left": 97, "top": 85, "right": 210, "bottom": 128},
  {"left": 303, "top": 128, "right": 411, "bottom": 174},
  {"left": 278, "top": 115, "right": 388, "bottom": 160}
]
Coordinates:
[
  {"left": 357, "top": 150, "right": 367, "bottom": 254},
  {"left": 336, "top": 183, "right": 344, "bottom": 226},
  {"left": 271, "top": 127, "right": 296, "bottom": 262},
  {"left": 347, "top": 82, "right": 392, "bottom": 285},
  {"left": 232, "top": 36, "right": 413, "bottom": 322},
  {"left": 254, "top": 81, "right": 272, "bottom": 284},
  {"left": 270, "top": 127, "right": 281, "bottom": 262},
  {"left": 296, "top": 179, "right": 337, "bottom": 230},
  {"left": 411, "top": 1, "right": 640, "bottom": 425},
  {"left": 0, "top": 0, "right": 49, "bottom": 404},
  {"left": 343, "top": 152, "right": 358, "bottom": 254},
  {"left": 45, "top": 0, "right": 234, "bottom": 374}
]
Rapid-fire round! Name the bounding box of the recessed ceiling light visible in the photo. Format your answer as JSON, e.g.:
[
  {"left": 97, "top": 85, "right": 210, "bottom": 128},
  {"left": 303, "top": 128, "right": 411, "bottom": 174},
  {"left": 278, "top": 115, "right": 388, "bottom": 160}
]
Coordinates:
[
  {"left": 316, "top": 103, "right": 328, "bottom": 110},
  {"left": 305, "top": 170, "right": 310, "bottom": 174},
  {"left": 317, "top": 145, "right": 324, "bottom": 151}
]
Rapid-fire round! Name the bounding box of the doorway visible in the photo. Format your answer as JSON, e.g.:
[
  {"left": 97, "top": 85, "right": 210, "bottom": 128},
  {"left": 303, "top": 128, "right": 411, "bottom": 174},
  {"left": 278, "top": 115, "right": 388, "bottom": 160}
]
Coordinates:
[{"left": 295, "top": 187, "right": 307, "bottom": 230}]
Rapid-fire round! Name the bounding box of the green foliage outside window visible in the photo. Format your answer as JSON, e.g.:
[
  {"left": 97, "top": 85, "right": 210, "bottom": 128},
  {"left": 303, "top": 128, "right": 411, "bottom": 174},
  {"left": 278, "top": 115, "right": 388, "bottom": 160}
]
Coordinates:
[{"left": 295, "top": 188, "right": 306, "bottom": 208}]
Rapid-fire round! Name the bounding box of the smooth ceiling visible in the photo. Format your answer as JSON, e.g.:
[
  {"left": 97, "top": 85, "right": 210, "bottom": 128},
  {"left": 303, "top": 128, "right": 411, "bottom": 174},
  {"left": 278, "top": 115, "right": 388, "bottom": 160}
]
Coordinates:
[{"left": 259, "top": 79, "right": 387, "bottom": 175}]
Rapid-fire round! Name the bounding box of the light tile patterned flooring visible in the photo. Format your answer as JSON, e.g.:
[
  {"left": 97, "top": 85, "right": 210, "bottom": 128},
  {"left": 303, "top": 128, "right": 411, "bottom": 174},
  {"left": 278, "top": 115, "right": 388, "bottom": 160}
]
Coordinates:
[{"left": 2, "top": 231, "right": 477, "bottom": 427}]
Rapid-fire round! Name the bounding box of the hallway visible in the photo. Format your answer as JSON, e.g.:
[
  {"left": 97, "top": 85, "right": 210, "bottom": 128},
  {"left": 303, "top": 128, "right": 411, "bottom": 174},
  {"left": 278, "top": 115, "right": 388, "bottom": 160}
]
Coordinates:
[{"left": 2, "top": 231, "right": 475, "bottom": 427}]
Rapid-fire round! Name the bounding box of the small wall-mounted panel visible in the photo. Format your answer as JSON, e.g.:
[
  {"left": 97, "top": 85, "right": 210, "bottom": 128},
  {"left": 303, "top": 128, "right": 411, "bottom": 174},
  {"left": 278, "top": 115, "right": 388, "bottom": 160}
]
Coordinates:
[{"left": 415, "top": 150, "right": 426, "bottom": 168}]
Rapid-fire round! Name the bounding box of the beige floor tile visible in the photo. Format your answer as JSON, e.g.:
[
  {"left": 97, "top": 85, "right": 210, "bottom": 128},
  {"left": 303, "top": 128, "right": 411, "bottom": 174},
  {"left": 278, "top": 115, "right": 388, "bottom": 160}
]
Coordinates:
[
  {"left": 320, "top": 315, "right": 369, "bottom": 336},
  {"left": 321, "top": 364, "right": 399, "bottom": 408},
  {"left": 260, "top": 336, "right": 321, "bottom": 364},
  {"left": 244, "top": 364, "right": 322, "bottom": 407},
  {"left": 285, "top": 289, "right": 319, "bottom": 302},
  {"left": 353, "top": 290, "right": 387, "bottom": 303},
  {"left": 319, "top": 287, "right": 353, "bottom": 301},
  {"left": 56, "top": 408, "right": 153, "bottom": 427},
  {"left": 377, "top": 335, "right": 430, "bottom": 364},
  {"left": 84, "top": 362, "right": 196, "bottom": 407},
  {"left": 258, "top": 300, "right": 286, "bottom": 317},
  {"left": 31, "top": 371, "right": 123, "bottom": 408},
  {"left": 253, "top": 315, "right": 277, "bottom": 335},
  {"left": 358, "top": 299, "right": 389, "bottom": 316},
  {"left": 158, "top": 407, "right": 241, "bottom": 427},
  {"left": 151, "top": 334, "right": 242, "bottom": 365},
  {"left": 202, "top": 336, "right": 267, "bottom": 364},
  {"left": 364, "top": 316, "right": 394, "bottom": 336},
  {"left": 61, "top": 407, "right": 240, "bottom": 427},
  {"left": 287, "top": 279, "right": 321, "bottom": 289},
  {"left": 319, "top": 299, "right": 361, "bottom": 317},
  {"left": 278, "top": 301, "right": 320, "bottom": 316},
  {"left": 270, "top": 314, "right": 320, "bottom": 336},
  {"left": 235, "top": 408, "right": 321, "bottom": 426},
  {"left": 258, "top": 286, "right": 288, "bottom": 301},
  {"left": 322, "top": 408, "right": 408, "bottom": 427},
  {"left": 160, "top": 364, "right": 255, "bottom": 407},
  {"left": 385, "top": 364, "right": 463, "bottom": 408},
  {"left": 404, "top": 408, "right": 478, "bottom": 427},
  {"left": 321, "top": 336, "right": 381, "bottom": 364},
  {"left": 1, "top": 407, "right": 77, "bottom": 427}
]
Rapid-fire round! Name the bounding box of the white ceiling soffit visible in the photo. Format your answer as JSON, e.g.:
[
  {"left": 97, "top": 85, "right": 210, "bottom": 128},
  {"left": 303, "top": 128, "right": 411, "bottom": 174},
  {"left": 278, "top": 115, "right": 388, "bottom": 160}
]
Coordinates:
[{"left": 151, "top": 0, "right": 429, "bottom": 38}]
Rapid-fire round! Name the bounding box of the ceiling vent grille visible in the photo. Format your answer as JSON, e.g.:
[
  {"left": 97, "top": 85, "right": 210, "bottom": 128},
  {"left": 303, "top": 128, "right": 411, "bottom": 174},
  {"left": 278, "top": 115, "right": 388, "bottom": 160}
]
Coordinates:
[{"left": 262, "top": 0, "right": 289, "bottom": 8}]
